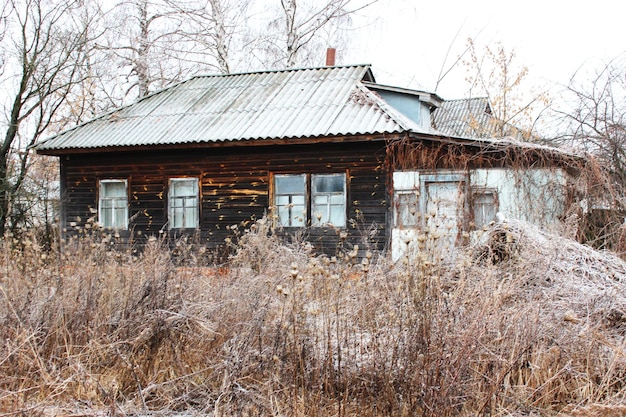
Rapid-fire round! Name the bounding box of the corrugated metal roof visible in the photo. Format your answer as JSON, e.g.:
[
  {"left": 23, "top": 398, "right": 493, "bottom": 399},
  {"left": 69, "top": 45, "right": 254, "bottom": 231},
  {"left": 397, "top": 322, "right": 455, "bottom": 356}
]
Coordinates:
[
  {"left": 432, "top": 97, "right": 495, "bottom": 138},
  {"left": 38, "top": 65, "right": 428, "bottom": 152}
]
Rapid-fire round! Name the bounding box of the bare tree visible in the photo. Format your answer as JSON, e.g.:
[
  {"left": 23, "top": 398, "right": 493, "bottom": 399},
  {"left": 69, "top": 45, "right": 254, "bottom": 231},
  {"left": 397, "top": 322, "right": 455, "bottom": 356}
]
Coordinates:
[
  {"left": 0, "top": 0, "right": 92, "bottom": 235},
  {"left": 462, "top": 39, "right": 550, "bottom": 140},
  {"left": 179, "top": 0, "right": 253, "bottom": 74},
  {"left": 102, "top": 0, "right": 184, "bottom": 98},
  {"left": 96, "top": 0, "right": 378, "bottom": 101},
  {"left": 205, "top": 0, "right": 234, "bottom": 73},
  {"left": 0, "top": 3, "right": 8, "bottom": 77},
  {"left": 249, "top": 0, "right": 378, "bottom": 69},
  {"left": 558, "top": 55, "right": 626, "bottom": 192},
  {"left": 101, "top": 0, "right": 250, "bottom": 99}
]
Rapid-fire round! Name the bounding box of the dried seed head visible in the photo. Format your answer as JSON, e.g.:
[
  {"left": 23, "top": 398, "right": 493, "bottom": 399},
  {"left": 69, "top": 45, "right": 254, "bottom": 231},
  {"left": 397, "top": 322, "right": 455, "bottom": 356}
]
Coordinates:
[{"left": 290, "top": 263, "right": 299, "bottom": 278}]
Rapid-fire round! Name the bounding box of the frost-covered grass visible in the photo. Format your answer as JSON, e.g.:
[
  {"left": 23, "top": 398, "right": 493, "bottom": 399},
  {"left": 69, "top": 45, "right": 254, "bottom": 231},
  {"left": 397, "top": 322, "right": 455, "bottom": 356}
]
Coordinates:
[{"left": 1, "top": 218, "right": 626, "bottom": 416}]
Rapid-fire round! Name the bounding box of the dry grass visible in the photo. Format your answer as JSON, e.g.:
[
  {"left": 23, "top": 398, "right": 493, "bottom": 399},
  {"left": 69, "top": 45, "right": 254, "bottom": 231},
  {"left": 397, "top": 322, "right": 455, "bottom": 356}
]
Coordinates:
[{"left": 1, "top": 218, "right": 626, "bottom": 416}]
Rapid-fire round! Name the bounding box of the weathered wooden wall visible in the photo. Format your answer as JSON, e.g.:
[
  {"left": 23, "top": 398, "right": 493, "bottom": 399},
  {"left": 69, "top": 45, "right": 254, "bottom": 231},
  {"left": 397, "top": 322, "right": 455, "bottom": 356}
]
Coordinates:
[{"left": 60, "top": 140, "right": 389, "bottom": 257}]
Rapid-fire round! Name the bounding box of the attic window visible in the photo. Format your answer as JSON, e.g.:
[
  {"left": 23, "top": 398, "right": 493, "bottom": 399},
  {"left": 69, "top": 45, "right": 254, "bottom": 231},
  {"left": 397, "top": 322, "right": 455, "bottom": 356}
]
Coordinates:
[
  {"left": 273, "top": 173, "right": 347, "bottom": 228},
  {"left": 169, "top": 178, "right": 199, "bottom": 229},
  {"left": 99, "top": 179, "right": 128, "bottom": 229}
]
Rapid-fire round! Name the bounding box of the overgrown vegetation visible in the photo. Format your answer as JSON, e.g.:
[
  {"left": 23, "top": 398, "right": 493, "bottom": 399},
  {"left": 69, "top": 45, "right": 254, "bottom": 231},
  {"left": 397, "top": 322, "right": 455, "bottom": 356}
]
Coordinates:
[{"left": 1, "top": 217, "right": 626, "bottom": 416}]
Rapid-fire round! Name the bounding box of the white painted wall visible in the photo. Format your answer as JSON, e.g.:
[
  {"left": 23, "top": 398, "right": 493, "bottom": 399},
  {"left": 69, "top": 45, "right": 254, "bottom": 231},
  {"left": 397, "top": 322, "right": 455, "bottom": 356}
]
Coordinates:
[
  {"left": 469, "top": 168, "right": 568, "bottom": 228},
  {"left": 391, "top": 168, "right": 569, "bottom": 261}
]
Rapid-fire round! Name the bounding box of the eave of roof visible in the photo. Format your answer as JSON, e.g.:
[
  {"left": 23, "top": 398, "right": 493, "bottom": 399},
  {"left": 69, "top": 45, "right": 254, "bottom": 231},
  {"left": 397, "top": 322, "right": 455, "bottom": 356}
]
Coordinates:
[{"left": 363, "top": 82, "right": 444, "bottom": 109}]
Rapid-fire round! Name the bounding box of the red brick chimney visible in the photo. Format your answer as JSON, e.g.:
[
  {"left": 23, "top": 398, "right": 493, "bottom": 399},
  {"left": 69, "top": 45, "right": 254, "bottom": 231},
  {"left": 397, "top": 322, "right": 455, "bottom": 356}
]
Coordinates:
[{"left": 326, "top": 48, "right": 336, "bottom": 66}]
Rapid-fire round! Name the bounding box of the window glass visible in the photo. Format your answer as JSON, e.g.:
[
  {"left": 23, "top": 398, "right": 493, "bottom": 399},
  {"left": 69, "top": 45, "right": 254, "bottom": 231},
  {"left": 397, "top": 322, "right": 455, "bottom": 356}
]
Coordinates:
[
  {"left": 274, "top": 174, "right": 306, "bottom": 227},
  {"left": 169, "top": 178, "right": 199, "bottom": 229},
  {"left": 99, "top": 180, "right": 128, "bottom": 229},
  {"left": 313, "top": 174, "right": 344, "bottom": 193},
  {"left": 473, "top": 190, "right": 498, "bottom": 229},
  {"left": 312, "top": 173, "right": 346, "bottom": 227},
  {"left": 396, "top": 192, "right": 419, "bottom": 227},
  {"left": 275, "top": 175, "right": 305, "bottom": 194}
]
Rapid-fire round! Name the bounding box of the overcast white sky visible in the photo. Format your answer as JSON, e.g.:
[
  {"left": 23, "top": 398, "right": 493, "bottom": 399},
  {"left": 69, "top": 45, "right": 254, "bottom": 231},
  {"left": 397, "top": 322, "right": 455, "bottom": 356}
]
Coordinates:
[{"left": 343, "top": 0, "right": 625, "bottom": 99}]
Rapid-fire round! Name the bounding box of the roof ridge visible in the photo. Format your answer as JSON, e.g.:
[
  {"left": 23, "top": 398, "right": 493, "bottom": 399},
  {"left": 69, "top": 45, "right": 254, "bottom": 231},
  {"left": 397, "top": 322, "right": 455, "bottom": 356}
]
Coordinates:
[
  {"left": 441, "top": 96, "right": 489, "bottom": 103},
  {"left": 189, "top": 64, "right": 372, "bottom": 80}
]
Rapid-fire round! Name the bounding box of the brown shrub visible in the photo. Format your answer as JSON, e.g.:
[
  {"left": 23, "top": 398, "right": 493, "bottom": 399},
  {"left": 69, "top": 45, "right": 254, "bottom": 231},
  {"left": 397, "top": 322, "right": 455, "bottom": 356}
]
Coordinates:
[{"left": 1, "top": 218, "right": 626, "bottom": 415}]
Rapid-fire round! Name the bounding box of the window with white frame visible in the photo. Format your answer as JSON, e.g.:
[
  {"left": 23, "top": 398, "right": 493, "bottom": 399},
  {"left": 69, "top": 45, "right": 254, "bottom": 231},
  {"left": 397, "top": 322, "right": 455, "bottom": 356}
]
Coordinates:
[
  {"left": 312, "top": 174, "right": 346, "bottom": 227},
  {"left": 275, "top": 174, "right": 306, "bottom": 227},
  {"left": 99, "top": 179, "right": 128, "bottom": 229},
  {"left": 273, "top": 173, "right": 346, "bottom": 227},
  {"left": 169, "top": 178, "right": 199, "bottom": 229}
]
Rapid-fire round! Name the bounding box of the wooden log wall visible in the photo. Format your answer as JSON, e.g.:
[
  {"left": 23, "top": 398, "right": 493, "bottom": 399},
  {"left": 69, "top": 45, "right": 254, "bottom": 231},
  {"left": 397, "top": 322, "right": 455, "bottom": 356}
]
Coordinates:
[{"left": 59, "top": 140, "right": 390, "bottom": 257}]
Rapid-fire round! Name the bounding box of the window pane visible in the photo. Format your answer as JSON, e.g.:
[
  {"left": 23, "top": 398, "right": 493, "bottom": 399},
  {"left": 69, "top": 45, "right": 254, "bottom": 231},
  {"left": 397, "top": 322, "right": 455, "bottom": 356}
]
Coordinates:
[
  {"left": 397, "top": 192, "right": 419, "bottom": 227},
  {"left": 278, "top": 205, "right": 291, "bottom": 226},
  {"left": 329, "top": 205, "right": 344, "bottom": 225},
  {"left": 313, "top": 175, "right": 344, "bottom": 193},
  {"left": 275, "top": 175, "right": 305, "bottom": 194},
  {"left": 292, "top": 205, "right": 306, "bottom": 225},
  {"left": 185, "top": 207, "right": 197, "bottom": 226},
  {"left": 113, "top": 207, "right": 126, "bottom": 228},
  {"left": 474, "top": 191, "right": 497, "bottom": 228},
  {"left": 171, "top": 179, "right": 197, "bottom": 196},
  {"left": 172, "top": 210, "right": 183, "bottom": 229},
  {"left": 101, "top": 209, "right": 112, "bottom": 228},
  {"left": 314, "top": 195, "right": 328, "bottom": 205},
  {"left": 330, "top": 194, "right": 344, "bottom": 204},
  {"left": 102, "top": 181, "right": 126, "bottom": 198}
]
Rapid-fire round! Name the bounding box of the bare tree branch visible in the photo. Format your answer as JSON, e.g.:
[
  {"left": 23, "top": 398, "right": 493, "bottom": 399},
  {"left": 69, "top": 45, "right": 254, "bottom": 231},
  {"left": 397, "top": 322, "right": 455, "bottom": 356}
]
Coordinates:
[{"left": 1, "top": 0, "right": 95, "bottom": 234}]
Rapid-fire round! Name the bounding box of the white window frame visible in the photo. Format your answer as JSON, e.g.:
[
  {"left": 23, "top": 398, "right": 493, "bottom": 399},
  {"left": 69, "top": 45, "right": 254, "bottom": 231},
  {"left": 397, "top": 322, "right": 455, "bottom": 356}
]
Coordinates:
[
  {"left": 168, "top": 178, "right": 199, "bottom": 229},
  {"left": 274, "top": 174, "right": 307, "bottom": 227},
  {"left": 311, "top": 173, "right": 346, "bottom": 227},
  {"left": 98, "top": 179, "right": 128, "bottom": 229}
]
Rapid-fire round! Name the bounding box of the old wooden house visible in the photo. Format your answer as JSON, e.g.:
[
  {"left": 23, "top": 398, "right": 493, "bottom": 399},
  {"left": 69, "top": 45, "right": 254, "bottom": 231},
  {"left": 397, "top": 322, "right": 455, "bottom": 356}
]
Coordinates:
[{"left": 36, "top": 65, "right": 576, "bottom": 259}]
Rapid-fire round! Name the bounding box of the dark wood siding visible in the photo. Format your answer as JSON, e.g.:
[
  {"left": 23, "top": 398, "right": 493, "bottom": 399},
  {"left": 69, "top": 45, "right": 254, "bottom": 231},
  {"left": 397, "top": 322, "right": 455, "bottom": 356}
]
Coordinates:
[{"left": 59, "top": 141, "right": 389, "bottom": 256}]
